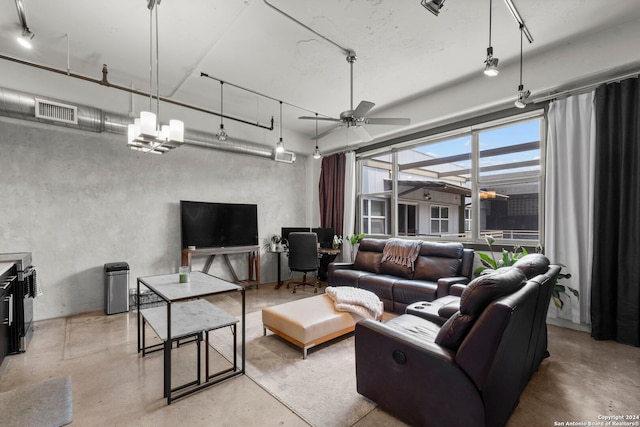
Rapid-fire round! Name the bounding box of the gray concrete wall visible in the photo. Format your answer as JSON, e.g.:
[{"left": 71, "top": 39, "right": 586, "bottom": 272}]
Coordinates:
[{"left": 0, "top": 116, "right": 308, "bottom": 320}]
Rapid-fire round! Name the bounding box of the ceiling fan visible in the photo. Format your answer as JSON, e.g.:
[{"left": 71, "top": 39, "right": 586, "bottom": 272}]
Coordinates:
[{"left": 299, "top": 52, "right": 411, "bottom": 142}]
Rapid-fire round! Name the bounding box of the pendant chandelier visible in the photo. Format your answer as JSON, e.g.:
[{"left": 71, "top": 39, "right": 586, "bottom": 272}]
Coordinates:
[{"left": 127, "top": 0, "right": 184, "bottom": 154}]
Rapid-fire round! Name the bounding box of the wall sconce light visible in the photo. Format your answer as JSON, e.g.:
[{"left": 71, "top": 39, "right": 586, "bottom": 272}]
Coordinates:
[{"left": 424, "top": 191, "right": 432, "bottom": 201}]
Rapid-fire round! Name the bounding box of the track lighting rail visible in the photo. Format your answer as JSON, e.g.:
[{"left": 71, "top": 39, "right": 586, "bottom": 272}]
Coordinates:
[{"left": 0, "top": 54, "right": 274, "bottom": 131}]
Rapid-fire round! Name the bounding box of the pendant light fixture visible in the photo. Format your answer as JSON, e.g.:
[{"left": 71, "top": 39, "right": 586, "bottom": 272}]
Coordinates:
[
  {"left": 483, "top": 0, "right": 499, "bottom": 76},
  {"left": 313, "top": 113, "right": 321, "bottom": 159},
  {"left": 127, "top": 0, "right": 184, "bottom": 154},
  {"left": 275, "top": 101, "right": 285, "bottom": 153},
  {"left": 514, "top": 24, "right": 531, "bottom": 108},
  {"left": 217, "top": 81, "right": 228, "bottom": 141}
]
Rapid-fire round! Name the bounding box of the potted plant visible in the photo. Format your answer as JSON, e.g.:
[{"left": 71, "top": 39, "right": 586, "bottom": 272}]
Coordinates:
[
  {"left": 474, "top": 235, "right": 528, "bottom": 277},
  {"left": 332, "top": 235, "right": 343, "bottom": 249},
  {"left": 347, "top": 233, "right": 365, "bottom": 261},
  {"left": 263, "top": 234, "right": 282, "bottom": 252},
  {"left": 552, "top": 267, "right": 579, "bottom": 309},
  {"left": 474, "top": 235, "right": 579, "bottom": 310}
]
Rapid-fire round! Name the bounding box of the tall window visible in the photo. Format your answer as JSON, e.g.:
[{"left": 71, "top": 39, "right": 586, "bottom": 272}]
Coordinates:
[{"left": 356, "top": 112, "right": 543, "bottom": 244}]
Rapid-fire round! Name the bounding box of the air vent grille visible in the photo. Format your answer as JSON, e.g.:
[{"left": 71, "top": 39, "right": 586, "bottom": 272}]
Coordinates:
[{"left": 35, "top": 98, "right": 78, "bottom": 124}]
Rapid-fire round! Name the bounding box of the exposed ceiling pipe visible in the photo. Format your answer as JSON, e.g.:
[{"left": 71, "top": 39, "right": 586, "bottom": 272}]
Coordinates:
[
  {"left": 0, "top": 53, "right": 274, "bottom": 131},
  {"left": 0, "top": 86, "right": 274, "bottom": 159}
]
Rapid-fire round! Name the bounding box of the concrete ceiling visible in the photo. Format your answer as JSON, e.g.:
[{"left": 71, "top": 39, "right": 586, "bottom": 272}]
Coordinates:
[{"left": 1, "top": 0, "right": 640, "bottom": 156}]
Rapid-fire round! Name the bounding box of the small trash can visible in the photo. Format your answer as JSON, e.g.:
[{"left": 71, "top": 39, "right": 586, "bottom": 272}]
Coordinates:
[{"left": 104, "top": 262, "right": 129, "bottom": 315}]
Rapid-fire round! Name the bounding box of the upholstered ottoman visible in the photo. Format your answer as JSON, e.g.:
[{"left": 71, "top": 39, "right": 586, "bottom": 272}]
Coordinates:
[{"left": 262, "top": 293, "right": 379, "bottom": 358}]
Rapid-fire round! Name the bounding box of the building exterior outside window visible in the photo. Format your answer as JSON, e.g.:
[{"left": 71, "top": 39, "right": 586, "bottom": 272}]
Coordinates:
[{"left": 356, "top": 112, "right": 544, "bottom": 245}]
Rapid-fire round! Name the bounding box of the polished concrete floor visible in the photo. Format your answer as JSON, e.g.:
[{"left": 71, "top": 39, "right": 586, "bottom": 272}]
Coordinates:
[{"left": 1, "top": 281, "right": 638, "bottom": 426}]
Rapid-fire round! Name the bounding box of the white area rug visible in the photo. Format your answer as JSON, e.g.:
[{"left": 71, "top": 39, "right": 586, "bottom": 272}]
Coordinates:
[
  {"left": 209, "top": 310, "right": 376, "bottom": 427},
  {"left": 0, "top": 376, "right": 73, "bottom": 427}
]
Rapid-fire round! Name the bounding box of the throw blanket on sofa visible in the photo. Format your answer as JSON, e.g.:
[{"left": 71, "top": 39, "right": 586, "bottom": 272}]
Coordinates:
[
  {"left": 325, "top": 286, "right": 384, "bottom": 320},
  {"left": 381, "top": 238, "right": 422, "bottom": 271}
]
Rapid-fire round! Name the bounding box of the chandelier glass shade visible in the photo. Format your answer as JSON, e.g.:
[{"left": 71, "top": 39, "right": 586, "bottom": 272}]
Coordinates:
[{"left": 127, "top": 1, "right": 184, "bottom": 154}]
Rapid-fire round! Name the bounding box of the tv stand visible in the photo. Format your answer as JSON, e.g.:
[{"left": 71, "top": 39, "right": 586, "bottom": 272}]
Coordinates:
[{"left": 181, "top": 246, "right": 260, "bottom": 288}]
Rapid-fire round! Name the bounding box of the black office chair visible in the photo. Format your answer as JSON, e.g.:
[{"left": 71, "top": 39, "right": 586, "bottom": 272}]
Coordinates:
[{"left": 287, "top": 232, "right": 320, "bottom": 293}]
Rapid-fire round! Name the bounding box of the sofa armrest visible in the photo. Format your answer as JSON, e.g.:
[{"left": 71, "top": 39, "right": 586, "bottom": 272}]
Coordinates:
[
  {"left": 355, "top": 319, "right": 485, "bottom": 427},
  {"left": 327, "top": 262, "right": 354, "bottom": 283},
  {"left": 436, "top": 276, "right": 470, "bottom": 298}
]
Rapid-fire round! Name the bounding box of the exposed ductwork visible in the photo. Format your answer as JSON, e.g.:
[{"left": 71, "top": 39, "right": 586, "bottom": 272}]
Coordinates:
[{"left": 0, "top": 86, "right": 274, "bottom": 159}]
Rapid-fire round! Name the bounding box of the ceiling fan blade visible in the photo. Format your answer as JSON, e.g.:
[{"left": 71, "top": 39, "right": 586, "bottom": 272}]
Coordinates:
[
  {"left": 353, "top": 101, "right": 375, "bottom": 118},
  {"left": 314, "top": 124, "right": 345, "bottom": 140},
  {"left": 353, "top": 125, "right": 373, "bottom": 142},
  {"left": 364, "top": 117, "right": 411, "bottom": 126},
  {"left": 299, "top": 116, "right": 342, "bottom": 122}
]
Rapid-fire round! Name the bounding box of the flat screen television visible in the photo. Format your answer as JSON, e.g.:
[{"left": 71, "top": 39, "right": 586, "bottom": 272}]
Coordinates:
[{"left": 180, "top": 200, "right": 258, "bottom": 249}]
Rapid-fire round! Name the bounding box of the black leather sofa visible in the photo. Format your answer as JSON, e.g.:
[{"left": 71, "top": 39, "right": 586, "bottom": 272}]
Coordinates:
[
  {"left": 354, "top": 257, "right": 561, "bottom": 427},
  {"left": 327, "top": 238, "right": 474, "bottom": 313}
]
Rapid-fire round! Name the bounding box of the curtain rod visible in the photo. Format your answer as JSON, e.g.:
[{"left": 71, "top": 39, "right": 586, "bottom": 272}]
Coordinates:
[{"left": 532, "top": 63, "right": 640, "bottom": 104}]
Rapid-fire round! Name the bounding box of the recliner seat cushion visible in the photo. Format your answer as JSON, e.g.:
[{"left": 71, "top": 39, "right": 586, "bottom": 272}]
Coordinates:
[{"left": 436, "top": 267, "right": 527, "bottom": 350}]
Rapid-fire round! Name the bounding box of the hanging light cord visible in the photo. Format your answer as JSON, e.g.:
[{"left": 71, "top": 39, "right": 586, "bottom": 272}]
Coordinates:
[
  {"left": 519, "top": 24, "right": 523, "bottom": 87},
  {"left": 155, "top": 3, "right": 160, "bottom": 125},
  {"left": 315, "top": 113, "right": 319, "bottom": 146},
  {"left": 220, "top": 81, "right": 224, "bottom": 126},
  {"left": 279, "top": 101, "right": 283, "bottom": 140},
  {"left": 488, "top": 0, "right": 492, "bottom": 48}
]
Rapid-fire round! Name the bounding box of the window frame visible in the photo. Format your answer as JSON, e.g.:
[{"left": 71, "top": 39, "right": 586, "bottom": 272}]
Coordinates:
[{"left": 355, "top": 109, "right": 546, "bottom": 246}]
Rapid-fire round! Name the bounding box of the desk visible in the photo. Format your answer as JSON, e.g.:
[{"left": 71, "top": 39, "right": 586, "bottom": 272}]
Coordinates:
[
  {"left": 181, "top": 245, "right": 260, "bottom": 288},
  {"left": 271, "top": 247, "right": 340, "bottom": 288},
  {"left": 136, "top": 271, "right": 245, "bottom": 404}
]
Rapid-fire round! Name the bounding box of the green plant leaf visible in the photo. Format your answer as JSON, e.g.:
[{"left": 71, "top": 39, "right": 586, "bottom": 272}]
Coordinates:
[
  {"left": 552, "top": 295, "right": 564, "bottom": 309},
  {"left": 478, "top": 252, "right": 497, "bottom": 269}
]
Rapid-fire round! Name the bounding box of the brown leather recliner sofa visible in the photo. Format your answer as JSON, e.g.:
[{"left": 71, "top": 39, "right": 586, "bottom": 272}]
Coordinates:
[
  {"left": 355, "top": 257, "right": 561, "bottom": 427},
  {"left": 327, "top": 238, "right": 475, "bottom": 313}
]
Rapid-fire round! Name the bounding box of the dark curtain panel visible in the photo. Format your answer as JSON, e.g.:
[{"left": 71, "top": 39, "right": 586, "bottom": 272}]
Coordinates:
[
  {"left": 591, "top": 77, "right": 640, "bottom": 346},
  {"left": 319, "top": 153, "right": 346, "bottom": 236}
]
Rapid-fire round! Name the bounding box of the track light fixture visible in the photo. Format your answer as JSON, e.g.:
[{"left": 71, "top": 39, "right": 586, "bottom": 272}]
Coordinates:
[
  {"left": 276, "top": 101, "right": 285, "bottom": 153},
  {"left": 217, "top": 81, "right": 228, "bottom": 141},
  {"left": 421, "top": 0, "right": 446, "bottom": 16},
  {"left": 15, "top": 0, "right": 34, "bottom": 49},
  {"left": 483, "top": 0, "right": 499, "bottom": 76},
  {"left": 515, "top": 24, "right": 531, "bottom": 109},
  {"left": 313, "top": 113, "right": 321, "bottom": 159},
  {"left": 504, "top": 0, "right": 533, "bottom": 43}
]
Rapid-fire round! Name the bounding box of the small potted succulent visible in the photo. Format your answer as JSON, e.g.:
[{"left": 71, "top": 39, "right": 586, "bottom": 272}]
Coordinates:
[{"left": 332, "top": 235, "right": 343, "bottom": 249}]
